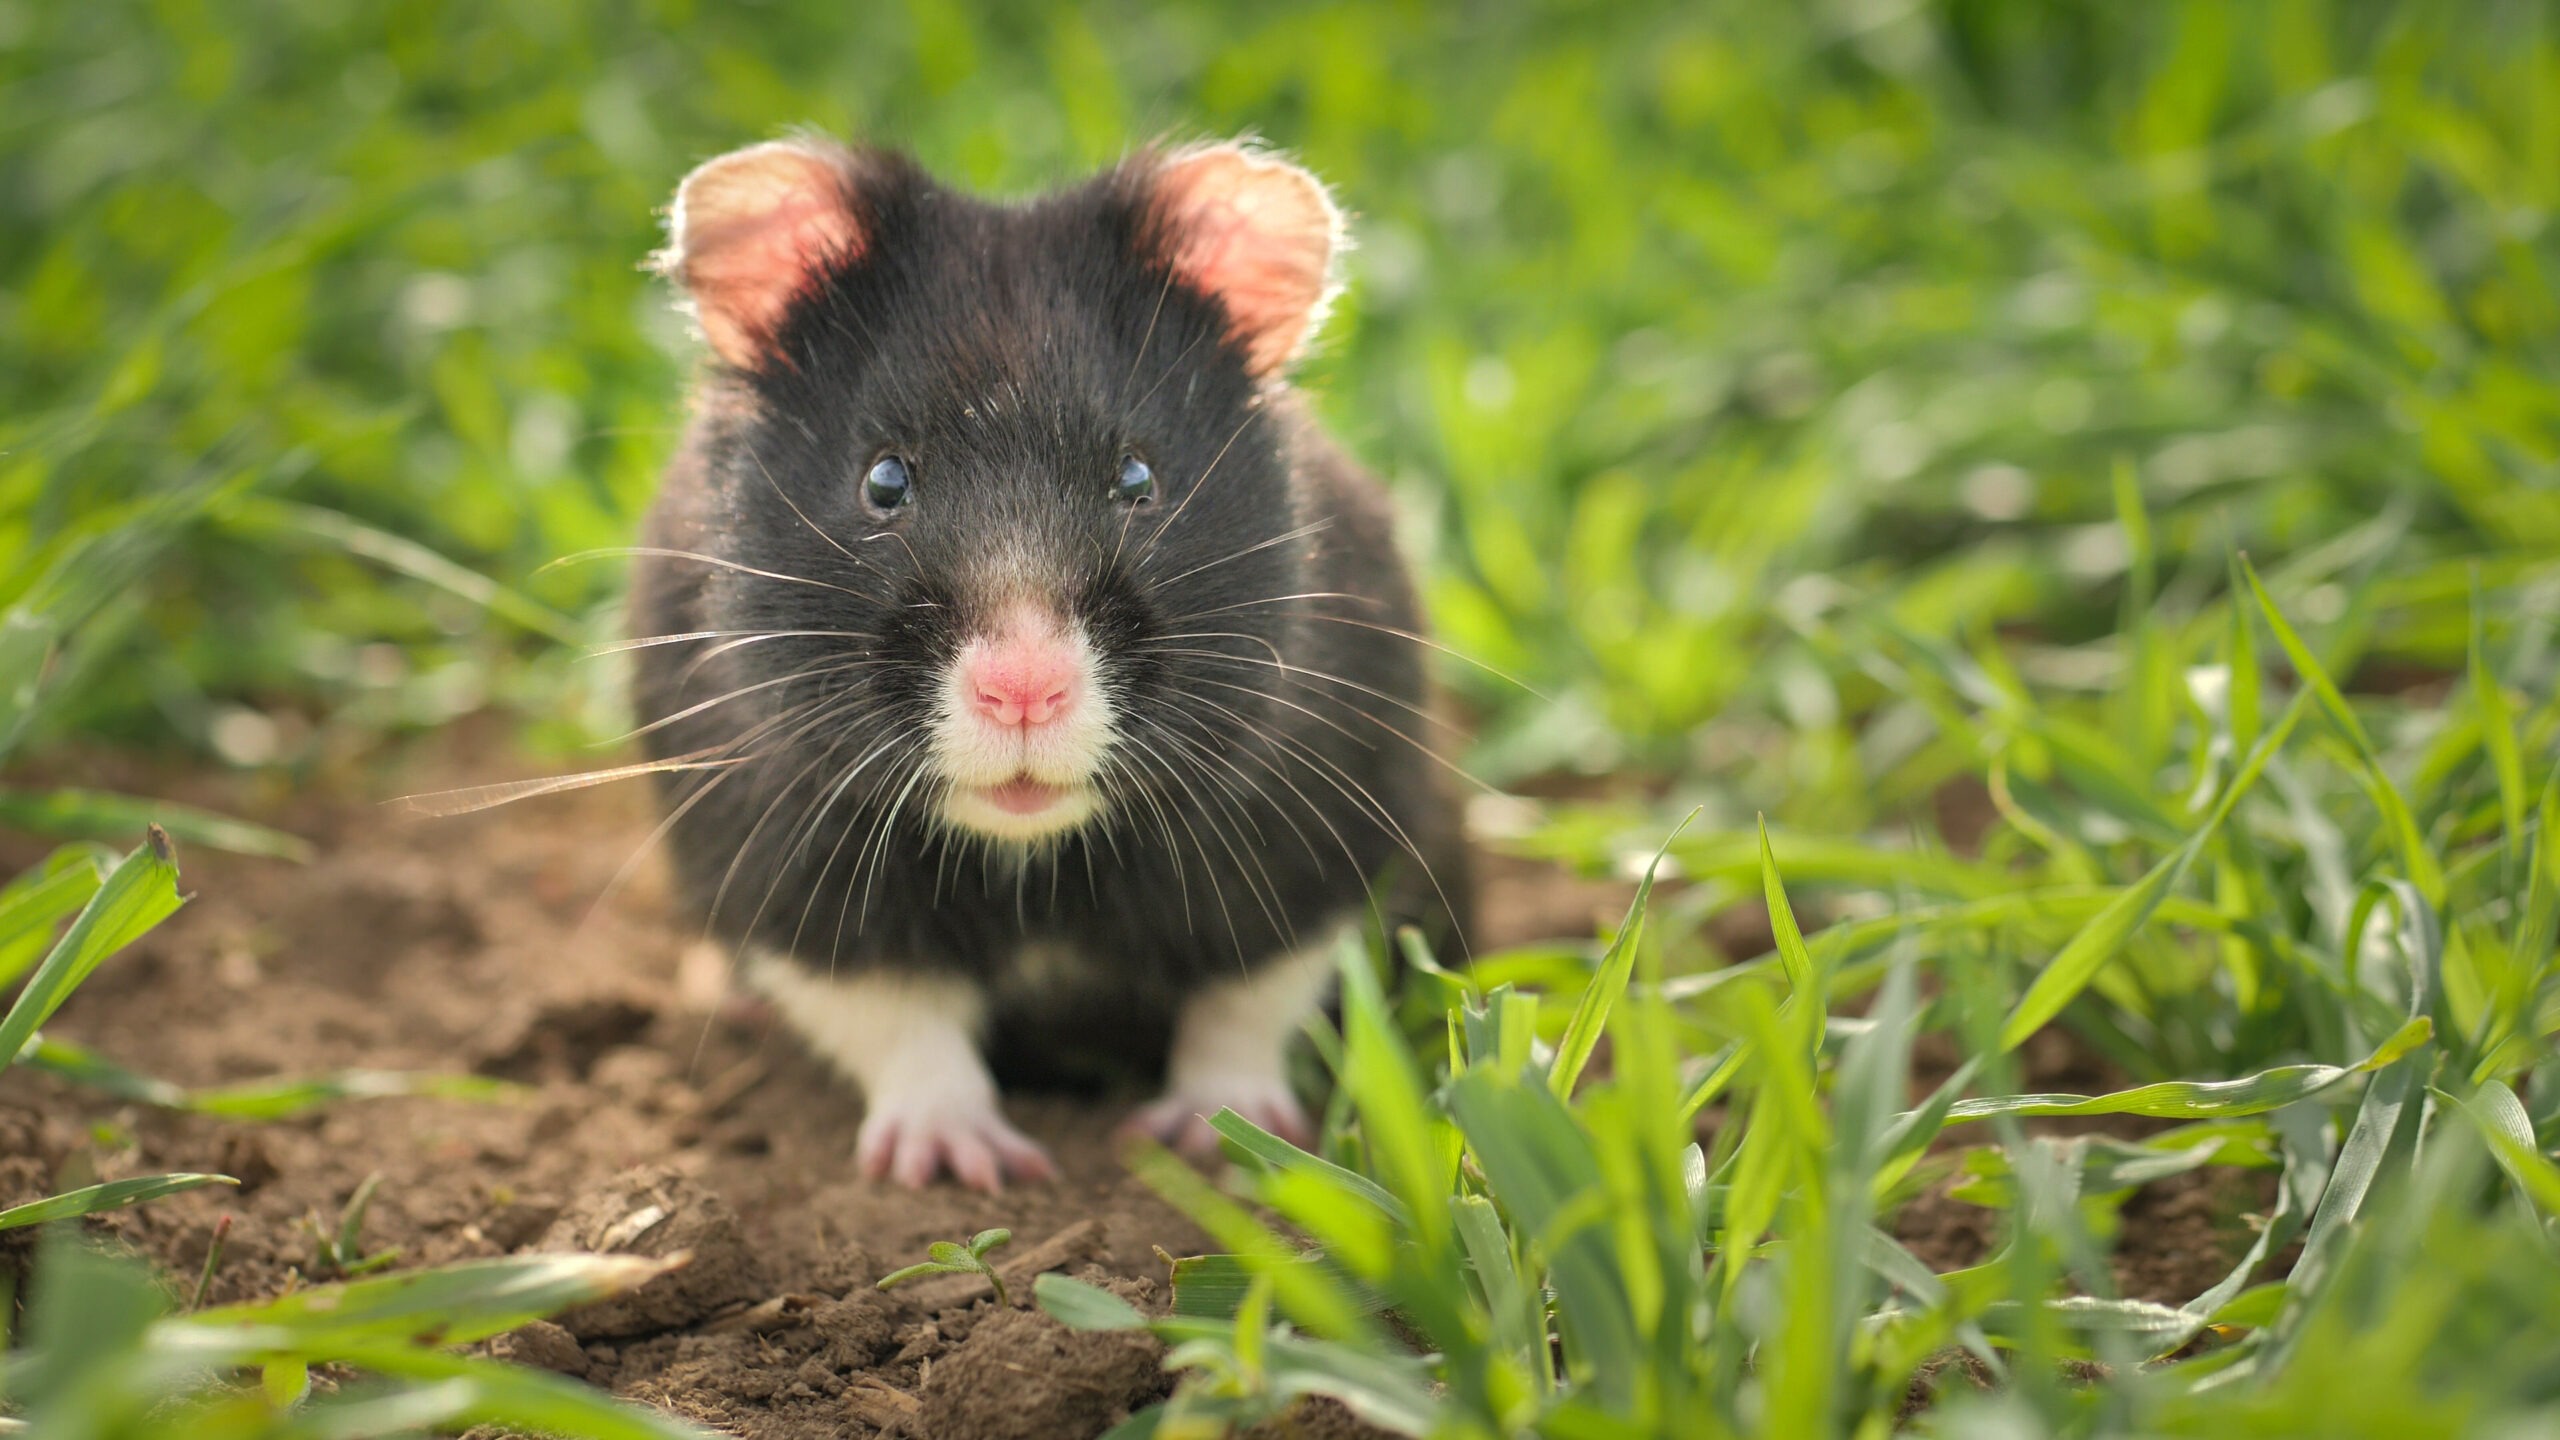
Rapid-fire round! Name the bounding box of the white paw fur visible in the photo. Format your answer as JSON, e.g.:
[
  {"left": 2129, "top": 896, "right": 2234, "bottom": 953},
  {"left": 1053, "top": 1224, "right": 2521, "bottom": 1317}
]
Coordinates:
[
  {"left": 744, "top": 954, "right": 1055, "bottom": 1192},
  {"left": 1121, "top": 938, "right": 1339, "bottom": 1156}
]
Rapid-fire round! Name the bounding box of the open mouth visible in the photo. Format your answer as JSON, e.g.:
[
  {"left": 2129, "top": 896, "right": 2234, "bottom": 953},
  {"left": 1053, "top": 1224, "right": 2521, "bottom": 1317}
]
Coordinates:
[
  {"left": 978, "top": 776, "right": 1068, "bottom": 816},
  {"left": 941, "top": 772, "right": 1097, "bottom": 841}
]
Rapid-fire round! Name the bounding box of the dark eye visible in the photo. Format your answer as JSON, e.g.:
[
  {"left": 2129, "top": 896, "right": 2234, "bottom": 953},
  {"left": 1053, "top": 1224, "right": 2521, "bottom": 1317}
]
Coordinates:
[
  {"left": 1112, "top": 454, "right": 1156, "bottom": 505},
  {"left": 863, "top": 455, "right": 913, "bottom": 514}
]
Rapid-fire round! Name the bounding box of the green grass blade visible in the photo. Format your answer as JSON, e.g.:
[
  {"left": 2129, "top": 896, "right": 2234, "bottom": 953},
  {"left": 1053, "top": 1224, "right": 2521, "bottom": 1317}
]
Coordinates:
[
  {"left": 1035, "top": 1273, "right": 1149, "bottom": 1331},
  {"left": 1332, "top": 937, "right": 1451, "bottom": 1252},
  {"left": 1548, "top": 812, "right": 1690, "bottom": 1099},
  {"left": 2513, "top": 763, "right": 2560, "bottom": 1018},
  {"left": 1659, "top": 830, "right": 2014, "bottom": 903},
  {"left": 0, "top": 611, "right": 55, "bottom": 765},
  {"left": 1950, "top": 1017, "right": 2429, "bottom": 1123},
  {"left": 2440, "top": 1081, "right": 2560, "bottom": 1219},
  {"left": 1126, "top": 1145, "right": 1377, "bottom": 1345},
  {"left": 0, "top": 1173, "right": 239, "bottom": 1231},
  {"left": 1208, "top": 1108, "right": 1409, "bottom": 1228},
  {"left": 2271, "top": 1035, "right": 2433, "bottom": 1359},
  {"left": 0, "top": 846, "right": 111, "bottom": 986},
  {"left": 311, "top": 1348, "right": 717, "bottom": 1440},
  {"left": 0, "top": 789, "right": 312, "bottom": 862},
  {"left": 1249, "top": 1331, "right": 1442, "bottom": 1437},
  {"left": 1759, "top": 817, "right": 1815, "bottom": 1005},
  {"left": 1998, "top": 693, "right": 2305, "bottom": 1050},
  {"left": 2224, "top": 550, "right": 2262, "bottom": 758},
  {"left": 226, "top": 497, "right": 585, "bottom": 646},
  {"left": 1675, "top": 1042, "right": 1748, "bottom": 1127},
  {"left": 1875, "top": 1058, "right": 1980, "bottom": 1198},
  {"left": 185, "top": 1253, "right": 691, "bottom": 1349},
  {"left": 0, "top": 514, "right": 195, "bottom": 766},
  {"left": 2173, "top": 1108, "right": 2323, "bottom": 1335},
  {"left": 0, "top": 828, "right": 183, "bottom": 1070},
  {"left": 1450, "top": 1195, "right": 1544, "bottom": 1385},
  {"left": 2241, "top": 555, "right": 2444, "bottom": 902},
  {"left": 1444, "top": 1069, "right": 1644, "bottom": 1410},
  {"left": 1163, "top": 1252, "right": 1389, "bottom": 1323},
  {"left": 21, "top": 1039, "right": 521, "bottom": 1117},
  {"left": 2467, "top": 577, "right": 2527, "bottom": 859},
  {"left": 185, "top": 1069, "right": 525, "bottom": 1119}
]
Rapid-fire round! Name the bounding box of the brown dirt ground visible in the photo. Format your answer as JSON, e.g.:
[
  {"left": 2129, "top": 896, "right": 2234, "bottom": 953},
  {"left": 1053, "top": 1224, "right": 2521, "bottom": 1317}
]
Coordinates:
[{"left": 0, "top": 747, "right": 2280, "bottom": 1437}]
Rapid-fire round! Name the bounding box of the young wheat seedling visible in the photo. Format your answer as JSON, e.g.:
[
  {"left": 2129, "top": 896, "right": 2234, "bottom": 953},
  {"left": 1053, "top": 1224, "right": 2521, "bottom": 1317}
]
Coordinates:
[{"left": 876, "top": 1228, "right": 1015, "bottom": 1307}]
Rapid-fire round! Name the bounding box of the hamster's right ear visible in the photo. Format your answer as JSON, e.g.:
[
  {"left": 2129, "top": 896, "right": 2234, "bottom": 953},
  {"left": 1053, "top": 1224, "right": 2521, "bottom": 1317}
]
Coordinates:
[{"left": 654, "top": 140, "right": 865, "bottom": 370}]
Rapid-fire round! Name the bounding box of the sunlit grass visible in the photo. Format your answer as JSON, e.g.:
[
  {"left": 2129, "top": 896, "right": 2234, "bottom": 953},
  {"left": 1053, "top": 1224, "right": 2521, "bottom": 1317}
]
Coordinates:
[
  {"left": 3, "top": 0, "right": 2557, "bottom": 1435},
  {"left": 6, "top": 2, "right": 2555, "bottom": 773},
  {"left": 1043, "top": 565, "right": 2560, "bottom": 1438}
]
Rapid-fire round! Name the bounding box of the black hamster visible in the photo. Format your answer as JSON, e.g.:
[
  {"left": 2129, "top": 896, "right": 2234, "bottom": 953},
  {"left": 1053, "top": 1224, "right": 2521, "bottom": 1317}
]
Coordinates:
[{"left": 630, "top": 136, "right": 1469, "bottom": 1190}]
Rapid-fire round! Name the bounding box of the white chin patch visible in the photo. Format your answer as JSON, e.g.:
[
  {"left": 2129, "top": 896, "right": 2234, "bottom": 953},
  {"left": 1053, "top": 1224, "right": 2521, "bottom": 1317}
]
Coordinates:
[{"left": 930, "top": 617, "right": 1115, "bottom": 844}]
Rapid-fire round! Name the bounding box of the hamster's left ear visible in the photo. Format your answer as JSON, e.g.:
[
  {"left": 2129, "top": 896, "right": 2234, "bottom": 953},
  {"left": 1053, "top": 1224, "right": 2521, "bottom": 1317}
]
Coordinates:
[
  {"left": 1143, "top": 142, "right": 1346, "bottom": 378},
  {"left": 655, "top": 139, "right": 866, "bottom": 370}
]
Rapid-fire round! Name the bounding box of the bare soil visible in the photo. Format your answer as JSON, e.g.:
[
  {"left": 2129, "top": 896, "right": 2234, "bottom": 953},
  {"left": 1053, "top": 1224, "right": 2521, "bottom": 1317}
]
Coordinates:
[{"left": 0, "top": 748, "right": 2277, "bottom": 1437}]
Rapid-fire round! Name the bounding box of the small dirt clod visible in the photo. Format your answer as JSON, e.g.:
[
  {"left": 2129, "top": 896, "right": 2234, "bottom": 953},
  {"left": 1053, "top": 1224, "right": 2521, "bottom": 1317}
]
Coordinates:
[
  {"left": 489, "top": 1318, "right": 591, "bottom": 1376},
  {"left": 538, "top": 1166, "right": 768, "bottom": 1338},
  {"left": 918, "top": 1307, "right": 1166, "bottom": 1440}
]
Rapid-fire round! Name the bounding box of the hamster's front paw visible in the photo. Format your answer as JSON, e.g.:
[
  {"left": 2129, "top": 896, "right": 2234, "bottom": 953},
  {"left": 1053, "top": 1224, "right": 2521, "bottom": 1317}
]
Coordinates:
[
  {"left": 855, "top": 1092, "right": 1057, "bottom": 1193},
  {"left": 1120, "top": 1079, "right": 1313, "bottom": 1158}
]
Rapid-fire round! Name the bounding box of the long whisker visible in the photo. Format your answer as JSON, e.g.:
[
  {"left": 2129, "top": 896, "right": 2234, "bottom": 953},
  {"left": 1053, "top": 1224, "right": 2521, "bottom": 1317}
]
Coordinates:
[
  {"left": 736, "top": 717, "right": 917, "bottom": 950},
  {"left": 1293, "top": 612, "right": 1549, "bottom": 698},
  {"left": 579, "top": 733, "right": 774, "bottom": 952},
  {"left": 1152, "top": 587, "right": 1546, "bottom": 699},
  {"left": 1146, "top": 518, "right": 1334, "bottom": 591},
  {"left": 1124, "top": 328, "right": 1211, "bottom": 421},
  {"left": 673, "top": 630, "right": 880, "bottom": 688},
  {"left": 539, "top": 546, "right": 871, "bottom": 601},
  {"left": 1155, "top": 591, "right": 1383, "bottom": 625},
  {"left": 614, "top": 656, "right": 892, "bottom": 745},
  {"left": 1135, "top": 643, "right": 1468, "bottom": 736},
  {"left": 1180, "top": 667, "right": 1499, "bottom": 800},
  {"left": 1137, "top": 679, "right": 1470, "bottom": 952},
  {"left": 843, "top": 737, "right": 939, "bottom": 946},
  {"left": 1111, "top": 730, "right": 1251, "bottom": 958},
  {"left": 591, "top": 630, "right": 732, "bottom": 656},
  {"left": 387, "top": 750, "right": 747, "bottom": 818},
  {"left": 1131, "top": 717, "right": 1287, "bottom": 916},
  {"left": 1099, "top": 737, "right": 1199, "bottom": 934},
  {"left": 709, "top": 724, "right": 874, "bottom": 944},
  {"left": 1119, "top": 266, "right": 1180, "bottom": 403},
  {"left": 1140, "top": 410, "right": 1259, "bottom": 552},
  {"left": 752, "top": 449, "right": 867, "bottom": 570}
]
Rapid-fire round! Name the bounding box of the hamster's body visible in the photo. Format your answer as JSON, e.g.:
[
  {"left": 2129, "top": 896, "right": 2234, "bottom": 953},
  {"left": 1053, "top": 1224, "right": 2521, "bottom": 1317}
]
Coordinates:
[{"left": 630, "top": 138, "right": 1465, "bottom": 1188}]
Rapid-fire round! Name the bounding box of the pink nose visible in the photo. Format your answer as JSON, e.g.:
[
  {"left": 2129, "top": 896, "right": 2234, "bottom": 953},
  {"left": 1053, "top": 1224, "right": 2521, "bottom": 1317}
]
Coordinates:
[{"left": 963, "top": 636, "right": 1081, "bottom": 730}]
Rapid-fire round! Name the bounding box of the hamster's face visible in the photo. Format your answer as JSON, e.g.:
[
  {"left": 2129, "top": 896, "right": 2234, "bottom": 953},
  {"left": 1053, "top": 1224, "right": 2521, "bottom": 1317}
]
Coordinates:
[{"left": 657, "top": 141, "right": 1343, "bottom": 846}]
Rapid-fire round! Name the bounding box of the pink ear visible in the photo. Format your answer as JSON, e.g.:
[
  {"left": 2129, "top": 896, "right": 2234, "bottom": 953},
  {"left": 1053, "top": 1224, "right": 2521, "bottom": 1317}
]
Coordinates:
[
  {"left": 658, "top": 140, "right": 865, "bottom": 369},
  {"left": 1148, "top": 144, "right": 1344, "bottom": 377}
]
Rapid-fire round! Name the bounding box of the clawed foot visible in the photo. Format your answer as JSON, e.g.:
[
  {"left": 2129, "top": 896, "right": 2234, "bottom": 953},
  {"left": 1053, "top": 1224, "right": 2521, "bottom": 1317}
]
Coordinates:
[
  {"left": 1119, "top": 1077, "right": 1313, "bottom": 1158},
  {"left": 856, "top": 1094, "right": 1057, "bottom": 1193}
]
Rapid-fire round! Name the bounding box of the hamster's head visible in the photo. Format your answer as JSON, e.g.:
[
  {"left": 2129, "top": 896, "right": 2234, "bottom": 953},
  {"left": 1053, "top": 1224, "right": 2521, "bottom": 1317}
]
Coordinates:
[{"left": 653, "top": 137, "right": 1347, "bottom": 846}]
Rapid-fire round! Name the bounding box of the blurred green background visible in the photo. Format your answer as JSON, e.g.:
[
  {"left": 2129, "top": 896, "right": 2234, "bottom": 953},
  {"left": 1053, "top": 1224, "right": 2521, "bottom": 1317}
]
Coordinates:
[
  {"left": 7, "top": 10, "right": 2560, "bottom": 1430},
  {"left": 5, "top": 0, "right": 2555, "bottom": 812}
]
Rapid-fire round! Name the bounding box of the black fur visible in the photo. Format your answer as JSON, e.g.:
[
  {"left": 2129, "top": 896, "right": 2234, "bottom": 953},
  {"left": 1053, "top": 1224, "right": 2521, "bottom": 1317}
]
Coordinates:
[{"left": 631, "top": 144, "right": 1468, "bottom": 1086}]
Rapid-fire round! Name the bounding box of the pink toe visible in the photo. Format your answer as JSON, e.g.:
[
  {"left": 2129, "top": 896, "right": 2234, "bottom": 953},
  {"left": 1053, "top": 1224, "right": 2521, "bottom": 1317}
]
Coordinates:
[
  {"left": 995, "top": 1134, "right": 1057, "bottom": 1182},
  {"left": 856, "top": 1119, "right": 899, "bottom": 1180},
  {"left": 891, "top": 1132, "right": 941, "bottom": 1189},
  {"left": 949, "top": 1136, "right": 1003, "bottom": 1194}
]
